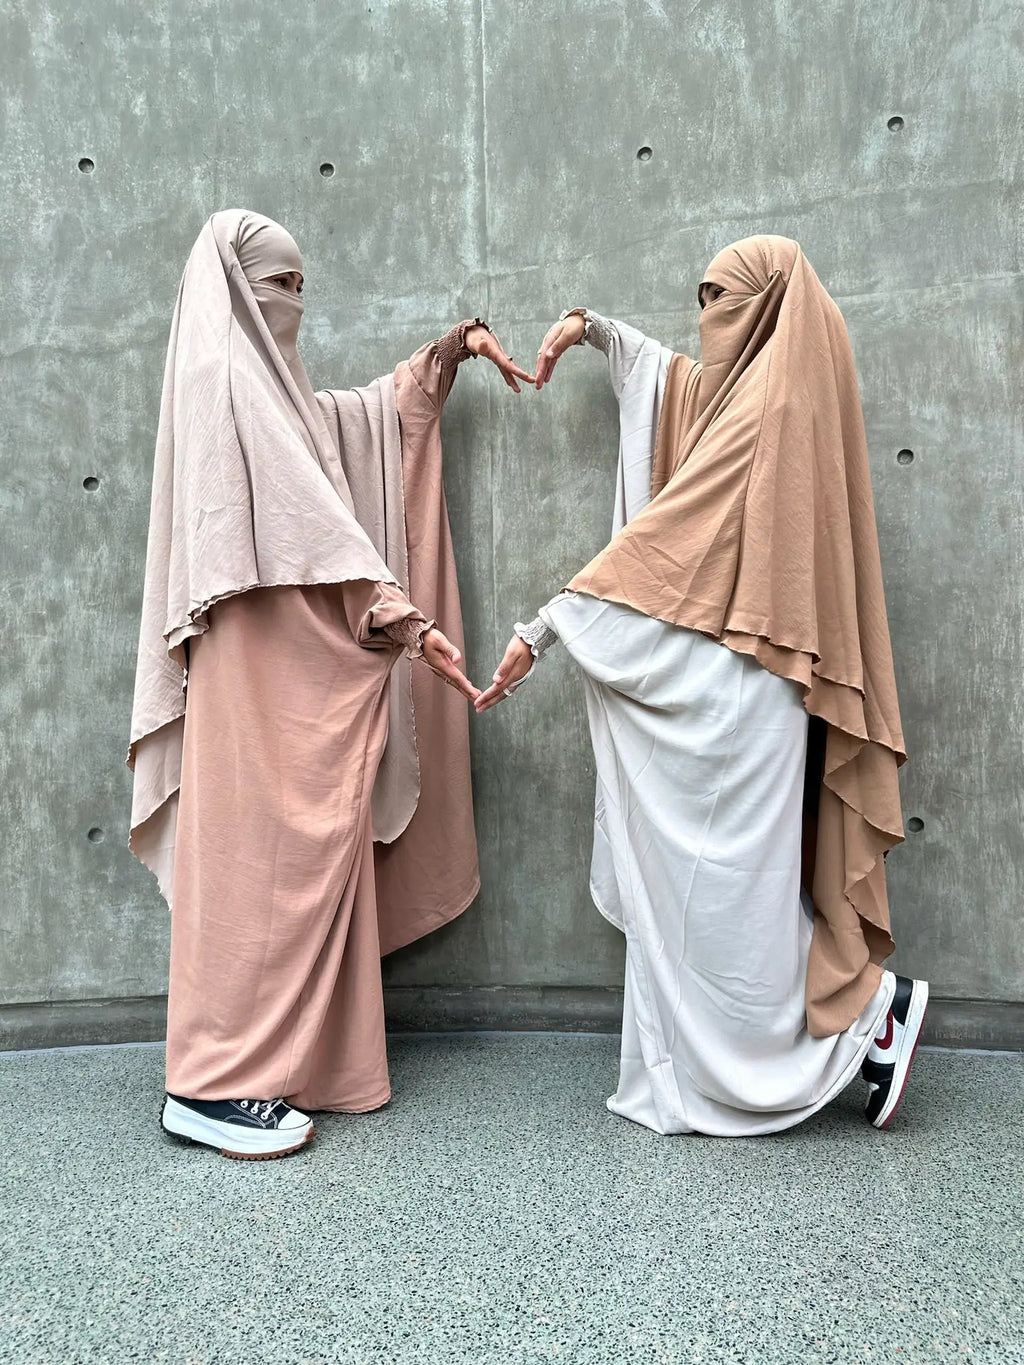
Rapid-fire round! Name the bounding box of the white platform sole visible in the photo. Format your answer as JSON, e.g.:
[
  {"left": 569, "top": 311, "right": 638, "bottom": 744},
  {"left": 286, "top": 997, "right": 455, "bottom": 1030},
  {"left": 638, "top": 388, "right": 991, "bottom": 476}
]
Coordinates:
[{"left": 160, "top": 1096, "right": 314, "bottom": 1160}]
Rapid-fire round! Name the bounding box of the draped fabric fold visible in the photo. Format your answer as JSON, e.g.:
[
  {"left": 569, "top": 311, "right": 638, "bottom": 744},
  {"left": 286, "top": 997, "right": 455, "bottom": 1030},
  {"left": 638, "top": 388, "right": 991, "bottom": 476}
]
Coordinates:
[
  {"left": 316, "top": 377, "right": 419, "bottom": 844},
  {"left": 128, "top": 210, "right": 477, "bottom": 954},
  {"left": 370, "top": 345, "right": 482, "bottom": 955},
  {"left": 569, "top": 236, "right": 905, "bottom": 1036},
  {"left": 320, "top": 346, "right": 482, "bottom": 950}
]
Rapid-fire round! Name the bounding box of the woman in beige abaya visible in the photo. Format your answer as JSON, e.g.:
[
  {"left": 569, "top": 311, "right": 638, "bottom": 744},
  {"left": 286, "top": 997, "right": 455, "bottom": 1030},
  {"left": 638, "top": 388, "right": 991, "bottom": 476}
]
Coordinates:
[
  {"left": 477, "top": 235, "right": 929, "bottom": 1137},
  {"left": 129, "top": 210, "right": 530, "bottom": 1159}
]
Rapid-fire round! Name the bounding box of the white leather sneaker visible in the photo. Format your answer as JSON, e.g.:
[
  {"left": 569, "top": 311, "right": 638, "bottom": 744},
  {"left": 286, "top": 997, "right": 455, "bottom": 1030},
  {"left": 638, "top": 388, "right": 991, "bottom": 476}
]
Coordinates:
[
  {"left": 861, "top": 974, "right": 929, "bottom": 1129},
  {"left": 161, "top": 1093, "right": 314, "bottom": 1159}
]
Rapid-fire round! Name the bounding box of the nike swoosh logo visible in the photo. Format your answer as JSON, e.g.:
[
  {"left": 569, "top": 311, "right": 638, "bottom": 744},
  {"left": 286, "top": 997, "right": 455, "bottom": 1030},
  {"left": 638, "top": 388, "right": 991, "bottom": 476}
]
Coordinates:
[{"left": 874, "top": 1014, "right": 894, "bottom": 1050}]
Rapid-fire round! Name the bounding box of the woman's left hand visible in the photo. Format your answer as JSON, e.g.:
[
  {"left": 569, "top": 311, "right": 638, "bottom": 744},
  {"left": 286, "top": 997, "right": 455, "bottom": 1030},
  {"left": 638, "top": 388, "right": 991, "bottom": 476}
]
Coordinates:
[
  {"left": 464, "top": 325, "right": 536, "bottom": 392},
  {"left": 420, "top": 627, "right": 481, "bottom": 702}
]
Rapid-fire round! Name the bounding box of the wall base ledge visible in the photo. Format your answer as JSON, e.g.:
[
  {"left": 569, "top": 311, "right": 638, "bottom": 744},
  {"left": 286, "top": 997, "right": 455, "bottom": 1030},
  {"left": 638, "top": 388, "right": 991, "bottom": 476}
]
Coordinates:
[{"left": 1, "top": 988, "right": 1022, "bottom": 1053}]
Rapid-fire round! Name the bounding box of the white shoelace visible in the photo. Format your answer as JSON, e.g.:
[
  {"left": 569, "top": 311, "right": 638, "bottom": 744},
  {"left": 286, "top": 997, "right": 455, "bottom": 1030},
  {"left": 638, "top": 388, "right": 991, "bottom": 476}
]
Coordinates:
[{"left": 238, "top": 1098, "right": 286, "bottom": 1123}]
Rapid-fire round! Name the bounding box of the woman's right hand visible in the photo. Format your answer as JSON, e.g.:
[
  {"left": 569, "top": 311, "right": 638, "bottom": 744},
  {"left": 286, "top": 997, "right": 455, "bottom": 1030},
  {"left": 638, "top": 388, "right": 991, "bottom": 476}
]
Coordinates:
[{"left": 535, "top": 312, "right": 585, "bottom": 390}]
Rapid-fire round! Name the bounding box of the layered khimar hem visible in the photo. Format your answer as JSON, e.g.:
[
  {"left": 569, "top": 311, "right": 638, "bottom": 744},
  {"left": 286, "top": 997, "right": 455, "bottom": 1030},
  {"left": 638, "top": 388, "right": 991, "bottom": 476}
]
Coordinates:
[
  {"left": 568, "top": 237, "right": 906, "bottom": 1037},
  {"left": 128, "top": 209, "right": 478, "bottom": 952}
]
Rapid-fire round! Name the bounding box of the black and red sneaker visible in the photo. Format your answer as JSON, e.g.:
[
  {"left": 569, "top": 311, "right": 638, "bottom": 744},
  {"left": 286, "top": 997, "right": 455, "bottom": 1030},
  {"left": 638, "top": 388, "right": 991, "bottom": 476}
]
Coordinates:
[{"left": 861, "top": 975, "right": 929, "bottom": 1129}]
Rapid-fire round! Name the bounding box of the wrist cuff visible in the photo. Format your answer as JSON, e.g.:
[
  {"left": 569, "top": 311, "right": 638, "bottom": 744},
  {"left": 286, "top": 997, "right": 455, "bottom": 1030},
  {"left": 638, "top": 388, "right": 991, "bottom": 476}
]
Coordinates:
[
  {"left": 514, "top": 617, "right": 559, "bottom": 659},
  {"left": 384, "top": 616, "right": 435, "bottom": 658}
]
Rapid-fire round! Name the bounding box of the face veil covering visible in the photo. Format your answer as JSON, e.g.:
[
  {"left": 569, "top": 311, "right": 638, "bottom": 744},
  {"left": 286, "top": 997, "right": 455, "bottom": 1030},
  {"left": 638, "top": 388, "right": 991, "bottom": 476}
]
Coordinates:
[
  {"left": 232, "top": 215, "right": 307, "bottom": 362},
  {"left": 249, "top": 281, "right": 303, "bottom": 361},
  {"left": 568, "top": 234, "right": 906, "bottom": 1039}
]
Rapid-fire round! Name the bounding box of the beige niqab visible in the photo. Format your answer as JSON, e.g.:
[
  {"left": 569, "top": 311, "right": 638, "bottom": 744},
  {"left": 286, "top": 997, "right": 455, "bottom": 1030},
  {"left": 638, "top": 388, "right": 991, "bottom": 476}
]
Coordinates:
[{"left": 569, "top": 235, "right": 905, "bottom": 1037}]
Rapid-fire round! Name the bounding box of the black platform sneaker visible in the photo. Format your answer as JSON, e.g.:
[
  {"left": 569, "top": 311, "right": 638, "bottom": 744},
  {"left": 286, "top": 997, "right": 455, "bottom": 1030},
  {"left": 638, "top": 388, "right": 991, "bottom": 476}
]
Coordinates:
[
  {"left": 861, "top": 975, "right": 929, "bottom": 1129},
  {"left": 160, "top": 1093, "right": 314, "bottom": 1160}
]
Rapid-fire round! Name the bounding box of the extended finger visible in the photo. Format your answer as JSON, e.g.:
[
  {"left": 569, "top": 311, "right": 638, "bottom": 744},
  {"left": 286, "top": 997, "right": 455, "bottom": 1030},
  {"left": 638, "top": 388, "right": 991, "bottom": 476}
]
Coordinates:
[
  {"left": 536, "top": 335, "right": 568, "bottom": 389},
  {"left": 534, "top": 326, "right": 562, "bottom": 388},
  {"left": 438, "top": 661, "right": 481, "bottom": 702},
  {"left": 502, "top": 358, "right": 536, "bottom": 386},
  {"left": 474, "top": 680, "right": 510, "bottom": 713},
  {"left": 477, "top": 659, "right": 529, "bottom": 710},
  {"left": 535, "top": 355, "right": 554, "bottom": 390},
  {"left": 477, "top": 338, "right": 519, "bottom": 393},
  {"left": 488, "top": 346, "right": 534, "bottom": 393}
]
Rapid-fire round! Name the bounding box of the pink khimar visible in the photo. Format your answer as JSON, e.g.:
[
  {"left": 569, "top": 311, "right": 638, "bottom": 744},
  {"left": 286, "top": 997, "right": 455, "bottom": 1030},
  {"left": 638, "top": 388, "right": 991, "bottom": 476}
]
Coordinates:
[{"left": 128, "top": 209, "right": 478, "bottom": 949}]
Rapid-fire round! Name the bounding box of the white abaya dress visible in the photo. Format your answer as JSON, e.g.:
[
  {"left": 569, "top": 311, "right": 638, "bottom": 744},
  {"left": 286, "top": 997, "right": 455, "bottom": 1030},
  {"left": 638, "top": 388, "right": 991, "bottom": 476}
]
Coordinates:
[{"left": 529, "top": 314, "right": 895, "bottom": 1137}]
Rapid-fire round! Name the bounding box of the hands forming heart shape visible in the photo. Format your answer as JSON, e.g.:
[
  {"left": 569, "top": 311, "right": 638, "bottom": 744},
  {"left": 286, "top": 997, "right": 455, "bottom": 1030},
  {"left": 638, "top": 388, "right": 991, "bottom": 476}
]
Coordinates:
[
  {"left": 463, "top": 311, "right": 586, "bottom": 392},
  {"left": 422, "top": 311, "right": 589, "bottom": 709}
]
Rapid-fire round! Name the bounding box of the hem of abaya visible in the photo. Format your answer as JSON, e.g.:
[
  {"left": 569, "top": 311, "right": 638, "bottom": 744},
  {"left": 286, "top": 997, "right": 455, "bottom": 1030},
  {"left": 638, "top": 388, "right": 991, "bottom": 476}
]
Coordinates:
[
  {"left": 378, "top": 873, "right": 481, "bottom": 957},
  {"left": 291, "top": 1089, "right": 391, "bottom": 1115},
  {"left": 607, "top": 971, "right": 896, "bottom": 1138},
  {"left": 588, "top": 879, "right": 625, "bottom": 933}
]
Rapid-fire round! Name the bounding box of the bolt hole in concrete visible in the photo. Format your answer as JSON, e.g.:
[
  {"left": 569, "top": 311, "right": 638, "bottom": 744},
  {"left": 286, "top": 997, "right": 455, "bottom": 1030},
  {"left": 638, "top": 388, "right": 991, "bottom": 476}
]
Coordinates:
[
  {"left": 907, "top": 817, "right": 925, "bottom": 834},
  {"left": 887, "top": 115, "right": 905, "bottom": 132},
  {"left": 78, "top": 157, "right": 95, "bottom": 173},
  {"left": 87, "top": 827, "right": 105, "bottom": 843},
  {"left": 637, "top": 146, "right": 653, "bottom": 162},
  {"left": 896, "top": 448, "right": 914, "bottom": 465},
  {"left": 319, "top": 162, "right": 335, "bottom": 178},
  {"left": 82, "top": 475, "right": 100, "bottom": 491}
]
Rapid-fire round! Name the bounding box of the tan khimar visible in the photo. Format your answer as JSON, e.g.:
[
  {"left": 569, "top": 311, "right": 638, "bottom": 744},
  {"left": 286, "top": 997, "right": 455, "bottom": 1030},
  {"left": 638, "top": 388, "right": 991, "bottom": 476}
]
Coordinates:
[
  {"left": 128, "top": 209, "right": 478, "bottom": 949},
  {"left": 569, "top": 235, "right": 905, "bottom": 1038}
]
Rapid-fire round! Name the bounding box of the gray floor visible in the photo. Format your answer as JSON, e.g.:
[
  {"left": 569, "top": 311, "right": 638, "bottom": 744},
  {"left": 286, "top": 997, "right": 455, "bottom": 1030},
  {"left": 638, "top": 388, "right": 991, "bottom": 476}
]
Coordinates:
[{"left": 0, "top": 1036, "right": 1021, "bottom": 1365}]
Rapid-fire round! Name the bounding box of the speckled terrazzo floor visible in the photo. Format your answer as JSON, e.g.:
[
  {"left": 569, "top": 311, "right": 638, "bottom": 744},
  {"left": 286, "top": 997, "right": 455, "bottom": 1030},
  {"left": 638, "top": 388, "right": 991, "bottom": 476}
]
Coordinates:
[{"left": 0, "top": 1035, "right": 1021, "bottom": 1365}]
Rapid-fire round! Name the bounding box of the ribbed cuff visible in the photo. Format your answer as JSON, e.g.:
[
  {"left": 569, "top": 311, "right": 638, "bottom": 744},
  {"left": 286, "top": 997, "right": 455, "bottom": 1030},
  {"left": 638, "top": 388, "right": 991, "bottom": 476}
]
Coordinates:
[
  {"left": 436, "top": 318, "right": 490, "bottom": 368},
  {"left": 383, "top": 615, "right": 435, "bottom": 658},
  {"left": 514, "top": 617, "right": 559, "bottom": 660}
]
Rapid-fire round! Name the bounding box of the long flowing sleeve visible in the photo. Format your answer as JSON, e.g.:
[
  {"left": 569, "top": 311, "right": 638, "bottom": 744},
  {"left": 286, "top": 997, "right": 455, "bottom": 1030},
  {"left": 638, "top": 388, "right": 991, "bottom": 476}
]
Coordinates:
[
  {"left": 363, "top": 318, "right": 487, "bottom": 656},
  {"left": 508, "top": 311, "right": 681, "bottom": 667},
  {"left": 579, "top": 310, "right": 659, "bottom": 399},
  {"left": 402, "top": 318, "right": 490, "bottom": 414},
  {"left": 314, "top": 346, "right": 478, "bottom": 914},
  {"left": 342, "top": 579, "right": 434, "bottom": 659},
  {"left": 370, "top": 321, "right": 481, "bottom": 952}
]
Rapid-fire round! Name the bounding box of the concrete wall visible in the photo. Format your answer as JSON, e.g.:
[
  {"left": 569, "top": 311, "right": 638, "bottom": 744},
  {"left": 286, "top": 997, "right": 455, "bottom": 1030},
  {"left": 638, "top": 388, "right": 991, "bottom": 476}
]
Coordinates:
[{"left": 2, "top": 0, "right": 1022, "bottom": 1048}]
